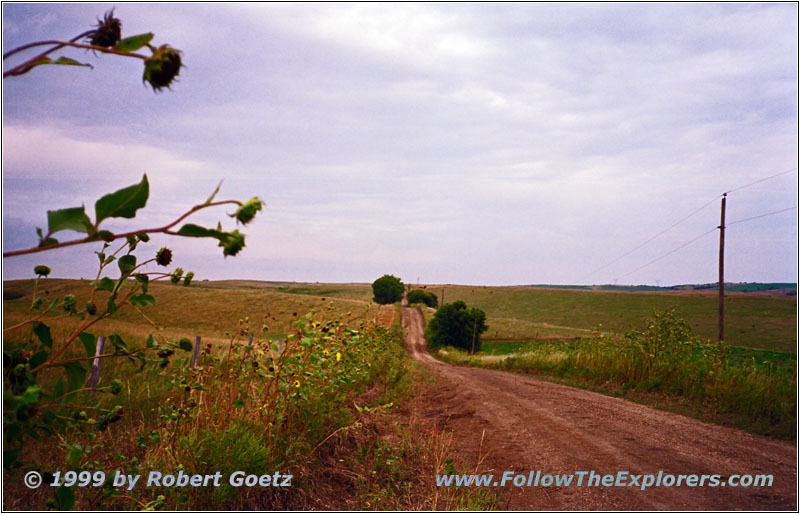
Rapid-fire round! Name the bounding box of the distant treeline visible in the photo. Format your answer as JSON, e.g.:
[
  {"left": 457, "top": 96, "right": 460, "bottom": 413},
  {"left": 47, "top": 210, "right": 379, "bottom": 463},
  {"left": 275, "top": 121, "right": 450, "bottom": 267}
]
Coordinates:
[{"left": 526, "top": 283, "right": 797, "bottom": 295}]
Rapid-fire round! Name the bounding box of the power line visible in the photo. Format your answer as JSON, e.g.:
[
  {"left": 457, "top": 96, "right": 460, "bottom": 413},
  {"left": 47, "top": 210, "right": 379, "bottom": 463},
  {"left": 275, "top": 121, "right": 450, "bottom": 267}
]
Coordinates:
[
  {"left": 581, "top": 195, "right": 720, "bottom": 281},
  {"left": 725, "top": 167, "right": 797, "bottom": 194},
  {"left": 613, "top": 227, "right": 718, "bottom": 283},
  {"left": 727, "top": 206, "right": 798, "bottom": 226}
]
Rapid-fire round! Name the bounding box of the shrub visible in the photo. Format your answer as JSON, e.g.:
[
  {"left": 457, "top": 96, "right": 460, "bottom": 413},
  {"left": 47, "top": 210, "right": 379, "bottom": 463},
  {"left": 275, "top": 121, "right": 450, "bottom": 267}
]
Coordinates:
[
  {"left": 425, "top": 301, "right": 487, "bottom": 353},
  {"left": 371, "top": 274, "right": 404, "bottom": 304},
  {"left": 407, "top": 289, "right": 438, "bottom": 308}
]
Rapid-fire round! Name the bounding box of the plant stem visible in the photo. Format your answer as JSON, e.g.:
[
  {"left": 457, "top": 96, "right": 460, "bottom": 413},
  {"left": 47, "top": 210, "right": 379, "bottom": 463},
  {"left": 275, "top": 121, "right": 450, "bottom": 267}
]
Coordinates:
[
  {"left": 3, "top": 40, "right": 147, "bottom": 78},
  {"left": 2, "top": 30, "right": 94, "bottom": 60},
  {"left": 3, "top": 200, "right": 241, "bottom": 258}
]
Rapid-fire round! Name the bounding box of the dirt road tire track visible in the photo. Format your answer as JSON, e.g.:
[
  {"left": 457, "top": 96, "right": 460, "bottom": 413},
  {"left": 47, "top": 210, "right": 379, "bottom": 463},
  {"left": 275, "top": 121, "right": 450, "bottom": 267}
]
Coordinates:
[{"left": 402, "top": 305, "right": 797, "bottom": 510}]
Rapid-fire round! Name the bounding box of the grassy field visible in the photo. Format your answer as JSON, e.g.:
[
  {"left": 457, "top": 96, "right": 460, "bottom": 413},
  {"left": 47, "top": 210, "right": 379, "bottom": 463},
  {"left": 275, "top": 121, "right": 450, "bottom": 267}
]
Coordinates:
[
  {"left": 3, "top": 278, "right": 796, "bottom": 509},
  {"left": 3, "top": 279, "right": 497, "bottom": 510},
  {"left": 429, "top": 284, "right": 796, "bottom": 352}
]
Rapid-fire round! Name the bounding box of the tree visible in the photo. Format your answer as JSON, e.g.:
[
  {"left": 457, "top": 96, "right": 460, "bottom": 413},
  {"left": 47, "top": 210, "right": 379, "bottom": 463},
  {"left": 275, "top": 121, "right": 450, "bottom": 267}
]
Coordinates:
[
  {"left": 425, "top": 301, "right": 488, "bottom": 353},
  {"left": 407, "top": 289, "right": 438, "bottom": 308},
  {"left": 371, "top": 274, "right": 404, "bottom": 304}
]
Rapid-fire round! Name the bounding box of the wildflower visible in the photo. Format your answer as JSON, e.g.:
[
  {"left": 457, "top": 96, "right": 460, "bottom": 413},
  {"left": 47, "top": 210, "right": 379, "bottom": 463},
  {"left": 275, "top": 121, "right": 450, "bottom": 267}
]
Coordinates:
[
  {"left": 336, "top": 352, "right": 341, "bottom": 362},
  {"left": 143, "top": 44, "right": 182, "bottom": 91},
  {"left": 323, "top": 349, "right": 329, "bottom": 355},
  {"left": 88, "top": 10, "right": 122, "bottom": 48},
  {"left": 294, "top": 380, "right": 301, "bottom": 388},
  {"left": 155, "top": 247, "right": 172, "bottom": 266}
]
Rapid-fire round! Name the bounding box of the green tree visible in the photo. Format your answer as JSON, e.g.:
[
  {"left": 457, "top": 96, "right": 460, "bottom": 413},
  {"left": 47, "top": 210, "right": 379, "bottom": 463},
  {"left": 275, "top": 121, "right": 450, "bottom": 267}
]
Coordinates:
[
  {"left": 425, "top": 301, "right": 488, "bottom": 353},
  {"left": 407, "top": 289, "right": 438, "bottom": 308},
  {"left": 371, "top": 274, "right": 404, "bottom": 304}
]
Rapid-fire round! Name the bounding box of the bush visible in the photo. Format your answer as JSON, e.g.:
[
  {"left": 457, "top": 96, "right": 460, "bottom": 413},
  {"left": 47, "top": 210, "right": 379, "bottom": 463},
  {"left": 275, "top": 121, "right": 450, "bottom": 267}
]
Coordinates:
[
  {"left": 425, "top": 301, "right": 487, "bottom": 353},
  {"left": 407, "top": 289, "right": 438, "bottom": 308},
  {"left": 372, "top": 274, "right": 404, "bottom": 304}
]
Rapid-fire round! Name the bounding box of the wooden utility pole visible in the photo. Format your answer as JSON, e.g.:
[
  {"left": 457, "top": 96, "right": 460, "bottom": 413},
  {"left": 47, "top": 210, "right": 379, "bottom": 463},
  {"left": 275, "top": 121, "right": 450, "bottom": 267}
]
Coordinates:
[{"left": 718, "top": 193, "right": 726, "bottom": 342}]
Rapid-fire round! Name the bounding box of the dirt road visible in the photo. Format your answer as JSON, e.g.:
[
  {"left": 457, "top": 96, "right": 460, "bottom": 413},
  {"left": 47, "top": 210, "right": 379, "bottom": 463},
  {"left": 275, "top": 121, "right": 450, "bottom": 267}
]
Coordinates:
[{"left": 402, "top": 305, "right": 797, "bottom": 510}]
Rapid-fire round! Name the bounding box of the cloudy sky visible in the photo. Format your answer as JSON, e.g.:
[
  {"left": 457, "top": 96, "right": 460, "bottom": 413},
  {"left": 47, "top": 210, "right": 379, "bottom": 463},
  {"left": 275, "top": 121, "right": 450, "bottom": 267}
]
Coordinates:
[{"left": 2, "top": 3, "right": 797, "bottom": 286}]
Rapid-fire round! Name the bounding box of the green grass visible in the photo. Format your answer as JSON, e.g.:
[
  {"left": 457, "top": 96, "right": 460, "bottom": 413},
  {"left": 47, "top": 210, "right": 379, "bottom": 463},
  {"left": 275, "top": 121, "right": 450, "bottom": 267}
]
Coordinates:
[
  {"left": 439, "top": 311, "right": 796, "bottom": 440},
  {"left": 3, "top": 279, "right": 502, "bottom": 511},
  {"left": 434, "top": 284, "right": 797, "bottom": 352}
]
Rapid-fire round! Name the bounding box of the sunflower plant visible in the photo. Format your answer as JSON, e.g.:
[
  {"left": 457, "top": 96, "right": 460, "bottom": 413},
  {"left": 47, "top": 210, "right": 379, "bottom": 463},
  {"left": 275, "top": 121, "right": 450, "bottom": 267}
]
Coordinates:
[{"left": 2, "top": 12, "right": 264, "bottom": 505}]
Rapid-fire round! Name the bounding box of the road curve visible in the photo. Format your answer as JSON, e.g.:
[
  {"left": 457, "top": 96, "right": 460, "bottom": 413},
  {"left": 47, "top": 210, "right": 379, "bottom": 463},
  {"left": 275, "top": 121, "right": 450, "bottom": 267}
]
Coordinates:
[{"left": 402, "top": 305, "right": 797, "bottom": 510}]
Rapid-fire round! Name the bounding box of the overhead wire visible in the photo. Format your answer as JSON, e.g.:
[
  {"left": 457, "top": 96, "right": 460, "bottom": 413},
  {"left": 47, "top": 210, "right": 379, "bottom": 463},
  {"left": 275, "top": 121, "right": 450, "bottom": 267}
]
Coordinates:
[
  {"left": 727, "top": 206, "right": 798, "bottom": 227},
  {"left": 580, "top": 195, "right": 720, "bottom": 281},
  {"left": 725, "top": 167, "right": 797, "bottom": 194},
  {"left": 586, "top": 166, "right": 797, "bottom": 284},
  {"left": 612, "top": 228, "right": 719, "bottom": 283}
]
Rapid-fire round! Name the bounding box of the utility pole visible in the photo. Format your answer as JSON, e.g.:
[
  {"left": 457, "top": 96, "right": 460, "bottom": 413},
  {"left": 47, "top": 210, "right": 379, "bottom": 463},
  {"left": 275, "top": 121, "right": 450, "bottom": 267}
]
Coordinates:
[{"left": 718, "top": 193, "right": 726, "bottom": 343}]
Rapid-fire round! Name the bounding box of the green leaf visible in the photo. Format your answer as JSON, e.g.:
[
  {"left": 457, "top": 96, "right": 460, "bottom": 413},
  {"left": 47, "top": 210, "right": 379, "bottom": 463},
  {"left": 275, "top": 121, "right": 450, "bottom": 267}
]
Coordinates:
[
  {"left": 62, "top": 362, "right": 86, "bottom": 393},
  {"left": 3, "top": 446, "right": 22, "bottom": 469},
  {"left": 205, "top": 179, "right": 223, "bottom": 204},
  {"left": 55, "top": 485, "right": 76, "bottom": 510},
  {"left": 176, "top": 224, "right": 224, "bottom": 239},
  {"left": 134, "top": 274, "right": 149, "bottom": 293},
  {"left": 66, "top": 444, "right": 85, "bottom": 468},
  {"left": 233, "top": 400, "right": 245, "bottom": 408},
  {"left": 53, "top": 56, "right": 92, "bottom": 68},
  {"left": 53, "top": 377, "right": 65, "bottom": 400},
  {"left": 95, "top": 174, "right": 149, "bottom": 225},
  {"left": 25, "top": 56, "right": 91, "bottom": 73},
  {"left": 95, "top": 277, "right": 115, "bottom": 292},
  {"left": 108, "top": 334, "right": 129, "bottom": 355},
  {"left": 32, "top": 322, "right": 53, "bottom": 349},
  {"left": 78, "top": 333, "right": 96, "bottom": 357},
  {"left": 47, "top": 206, "right": 92, "bottom": 236},
  {"left": 118, "top": 254, "right": 137, "bottom": 274},
  {"left": 107, "top": 298, "right": 117, "bottom": 314},
  {"left": 129, "top": 294, "right": 156, "bottom": 307},
  {"left": 114, "top": 32, "right": 154, "bottom": 52},
  {"left": 29, "top": 350, "right": 49, "bottom": 370}
]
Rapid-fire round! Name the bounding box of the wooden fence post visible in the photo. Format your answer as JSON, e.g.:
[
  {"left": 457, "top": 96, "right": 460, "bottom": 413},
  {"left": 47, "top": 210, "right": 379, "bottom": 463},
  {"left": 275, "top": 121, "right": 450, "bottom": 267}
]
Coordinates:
[
  {"left": 243, "top": 333, "right": 255, "bottom": 361},
  {"left": 191, "top": 336, "right": 201, "bottom": 369},
  {"left": 88, "top": 336, "right": 106, "bottom": 397}
]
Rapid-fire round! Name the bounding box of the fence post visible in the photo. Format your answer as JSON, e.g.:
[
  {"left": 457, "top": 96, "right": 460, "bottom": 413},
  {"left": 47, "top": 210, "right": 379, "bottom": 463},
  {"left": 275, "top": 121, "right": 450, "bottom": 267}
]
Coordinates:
[
  {"left": 191, "top": 336, "right": 201, "bottom": 369},
  {"left": 88, "top": 336, "right": 106, "bottom": 397},
  {"left": 243, "top": 333, "right": 255, "bottom": 361}
]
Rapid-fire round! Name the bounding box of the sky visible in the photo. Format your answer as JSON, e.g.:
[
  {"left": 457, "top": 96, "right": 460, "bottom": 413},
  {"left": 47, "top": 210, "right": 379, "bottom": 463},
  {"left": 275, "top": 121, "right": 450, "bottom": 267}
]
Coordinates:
[{"left": 2, "top": 2, "right": 798, "bottom": 286}]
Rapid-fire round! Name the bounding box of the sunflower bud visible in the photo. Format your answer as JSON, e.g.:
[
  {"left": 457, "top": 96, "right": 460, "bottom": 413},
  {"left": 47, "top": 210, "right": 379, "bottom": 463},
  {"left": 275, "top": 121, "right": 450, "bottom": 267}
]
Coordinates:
[
  {"left": 155, "top": 247, "right": 172, "bottom": 267},
  {"left": 33, "top": 265, "right": 51, "bottom": 278},
  {"left": 143, "top": 45, "right": 182, "bottom": 92},
  {"left": 88, "top": 10, "right": 122, "bottom": 48},
  {"left": 233, "top": 197, "right": 264, "bottom": 225},
  {"left": 220, "top": 230, "right": 246, "bottom": 257},
  {"left": 170, "top": 268, "right": 184, "bottom": 284},
  {"left": 183, "top": 271, "right": 194, "bottom": 287}
]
